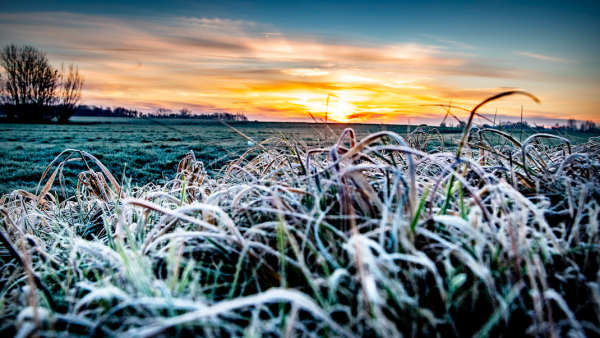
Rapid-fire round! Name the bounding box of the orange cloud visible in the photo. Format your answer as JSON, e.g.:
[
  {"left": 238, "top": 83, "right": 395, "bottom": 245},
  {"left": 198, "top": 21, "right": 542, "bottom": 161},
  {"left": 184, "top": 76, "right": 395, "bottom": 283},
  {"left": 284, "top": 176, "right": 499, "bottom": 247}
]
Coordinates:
[
  {"left": 0, "top": 12, "right": 597, "bottom": 124},
  {"left": 282, "top": 68, "right": 330, "bottom": 76},
  {"left": 345, "top": 111, "right": 388, "bottom": 122}
]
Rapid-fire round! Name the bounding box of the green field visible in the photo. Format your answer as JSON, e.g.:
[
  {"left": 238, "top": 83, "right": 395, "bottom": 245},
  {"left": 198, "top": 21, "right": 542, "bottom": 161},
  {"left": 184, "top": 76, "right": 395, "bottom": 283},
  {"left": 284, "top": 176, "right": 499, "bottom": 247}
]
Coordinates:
[
  {"left": 0, "top": 117, "right": 592, "bottom": 197},
  {"left": 0, "top": 118, "right": 436, "bottom": 196}
]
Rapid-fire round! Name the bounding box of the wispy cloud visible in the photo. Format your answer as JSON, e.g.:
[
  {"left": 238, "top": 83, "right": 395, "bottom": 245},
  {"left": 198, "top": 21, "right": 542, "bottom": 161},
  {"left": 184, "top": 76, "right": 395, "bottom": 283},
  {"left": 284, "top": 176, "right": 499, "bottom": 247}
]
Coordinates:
[
  {"left": 421, "top": 35, "right": 475, "bottom": 50},
  {"left": 438, "top": 39, "right": 475, "bottom": 49},
  {"left": 282, "top": 68, "right": 330, "bottom": 76},
  {"left": 345, "top": 111, "right": 387, "bottom": 121},
  {"left": 518, "top": 52, "right": 575, "bottom": 63}
]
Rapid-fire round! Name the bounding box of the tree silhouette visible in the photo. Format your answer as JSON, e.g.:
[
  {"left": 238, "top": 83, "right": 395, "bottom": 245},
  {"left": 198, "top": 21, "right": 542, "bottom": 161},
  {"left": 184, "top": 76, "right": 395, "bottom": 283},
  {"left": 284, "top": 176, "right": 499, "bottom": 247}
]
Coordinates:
[
  {"left": 0, "top": 44, "right": 84, "bottom": 122},
  {"left": 56, "top": 63, "right": 84, "bottom": 122},
  {"left": 179, "top": 108, "right": 191, "bottom": 118},
  {"left": 580, "top": 120, "right": 597, "bottom": 133},
  {"left": 567, "top": 118, "right": 577, "bottom": 131}
]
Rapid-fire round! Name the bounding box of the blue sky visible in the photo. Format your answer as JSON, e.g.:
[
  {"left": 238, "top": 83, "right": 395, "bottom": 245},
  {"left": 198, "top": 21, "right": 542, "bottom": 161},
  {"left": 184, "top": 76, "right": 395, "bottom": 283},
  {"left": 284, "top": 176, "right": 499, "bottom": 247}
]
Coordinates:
[{"left": 1, "top": 0, "right": 598, "bottom": 123}]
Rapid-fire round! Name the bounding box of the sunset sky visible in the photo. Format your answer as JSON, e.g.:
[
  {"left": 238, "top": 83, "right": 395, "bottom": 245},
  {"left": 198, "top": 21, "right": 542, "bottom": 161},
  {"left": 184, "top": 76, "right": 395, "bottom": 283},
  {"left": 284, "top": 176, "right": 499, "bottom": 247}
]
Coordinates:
[{"left": 1, "top": 0, "right": 598, "bottom": 124}]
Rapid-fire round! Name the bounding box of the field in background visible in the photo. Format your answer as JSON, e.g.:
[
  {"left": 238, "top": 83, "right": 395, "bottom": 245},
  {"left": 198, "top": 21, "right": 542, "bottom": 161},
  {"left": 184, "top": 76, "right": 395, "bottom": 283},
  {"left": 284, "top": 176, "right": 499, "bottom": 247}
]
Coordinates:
[{"left": 0, "top": 117, "right": 593, "bottom": 196}]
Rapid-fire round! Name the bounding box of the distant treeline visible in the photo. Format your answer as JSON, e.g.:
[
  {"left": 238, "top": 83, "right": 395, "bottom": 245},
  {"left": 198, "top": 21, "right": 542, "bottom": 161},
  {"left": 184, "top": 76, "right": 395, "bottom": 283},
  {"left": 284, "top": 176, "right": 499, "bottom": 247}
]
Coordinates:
[
  {"left": 440, "top": 119, "right": 599, "bottom": 133},
  {"left": 73, "top": 106, "right": 141, "bottom": 118},
  {"left": 73, "top": 106, "right": 248, "bottom": 121}
]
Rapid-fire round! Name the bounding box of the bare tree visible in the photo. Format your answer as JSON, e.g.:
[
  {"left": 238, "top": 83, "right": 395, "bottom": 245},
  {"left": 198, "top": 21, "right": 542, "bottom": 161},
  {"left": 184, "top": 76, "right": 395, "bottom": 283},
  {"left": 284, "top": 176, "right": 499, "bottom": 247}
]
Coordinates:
[
  {"left": 0, "top": 45, "right": 58, "bottom": 121},
  {"left": 580, "top": 120, "right": 597, "bottom": 133},
  {"left": 179, "top": 108, "right": 191, "bottom": 118},
  {"left": 56, "top": 63, "right": 84, "bottom": 122},
  {"left": 155, "top": 108, "right": 172, "bottom": 117},
  {"left": 0, "top": 44, "right": 84, "bottom": 122},
  {"left": 567, "top": 118, "right": 577, "bottom": 131}
]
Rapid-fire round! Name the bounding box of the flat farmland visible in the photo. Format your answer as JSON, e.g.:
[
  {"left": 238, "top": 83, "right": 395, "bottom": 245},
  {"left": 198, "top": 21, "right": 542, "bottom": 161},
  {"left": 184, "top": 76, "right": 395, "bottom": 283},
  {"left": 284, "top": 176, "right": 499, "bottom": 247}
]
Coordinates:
[
  {"left": 0, "top": 118, "right": 411, "bottom": 196},
  {"left": 0, "top": 117, "right": 592, "bottom": 196}
]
